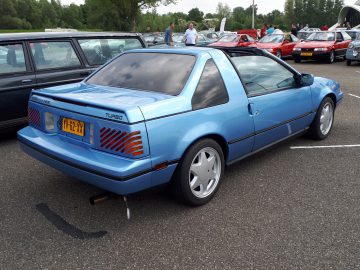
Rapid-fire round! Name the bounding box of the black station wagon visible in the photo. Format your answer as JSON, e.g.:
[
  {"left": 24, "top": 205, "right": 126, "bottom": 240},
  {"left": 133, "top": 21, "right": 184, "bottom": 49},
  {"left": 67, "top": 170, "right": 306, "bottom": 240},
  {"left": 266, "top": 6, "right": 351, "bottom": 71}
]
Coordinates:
[{"left": 0, "top": 32, "right": 146, "bottom": 132}]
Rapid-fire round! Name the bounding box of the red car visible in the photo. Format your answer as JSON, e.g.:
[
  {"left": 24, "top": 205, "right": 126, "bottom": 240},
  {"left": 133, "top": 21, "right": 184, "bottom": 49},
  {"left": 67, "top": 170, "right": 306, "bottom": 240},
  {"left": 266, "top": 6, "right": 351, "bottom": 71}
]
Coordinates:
[
  {"left": 255, "top": 33, "right": 300, "bottom": 58},
  {"left": 292, "top": 31, "right": 352, "bottom": 63},
  {"left": 209, "top": 34, "right": 256, "bottom": 47}
]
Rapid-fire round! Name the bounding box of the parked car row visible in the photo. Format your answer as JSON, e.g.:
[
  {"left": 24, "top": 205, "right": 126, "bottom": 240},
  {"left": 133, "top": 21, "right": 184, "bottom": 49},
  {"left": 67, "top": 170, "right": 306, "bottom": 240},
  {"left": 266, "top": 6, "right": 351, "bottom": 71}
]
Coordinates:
[
  {"left": 0, "top": 32, "right": 146, "bottom": 132},
  {"left": 1, "top": 29, "right": 358, "bottom": 133}
]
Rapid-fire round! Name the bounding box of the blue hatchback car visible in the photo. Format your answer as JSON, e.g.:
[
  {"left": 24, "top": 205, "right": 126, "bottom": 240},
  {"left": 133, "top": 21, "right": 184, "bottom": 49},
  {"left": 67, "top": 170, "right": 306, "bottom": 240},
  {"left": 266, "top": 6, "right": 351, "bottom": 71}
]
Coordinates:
[{"left": 18, "top": 47, "right": 343, "bottom": 205}]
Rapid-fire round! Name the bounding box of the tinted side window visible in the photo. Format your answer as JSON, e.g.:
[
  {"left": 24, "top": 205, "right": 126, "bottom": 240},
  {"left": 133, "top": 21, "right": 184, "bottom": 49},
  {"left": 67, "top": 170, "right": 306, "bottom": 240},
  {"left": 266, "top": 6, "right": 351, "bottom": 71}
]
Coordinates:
[
  {"left": 336, "top": 32, "right": 343, "bottom": 41},
  {"left": 0, "top": 43, "right": 26, "bottom": 75},
  {"left": 87, "top": 53, "right": 195, "bottom": 95},
  {"left": 192, "top": 59, "right": 229, "bottom": 110},
  {"left": 30, "top": 41, "right": 81, "bottom": 70},
  {"left": 231, "top": 55, "right": 296, "bottom": 96},
  {"left": 78, "top": 38, "right": 143, "bottom": 66}
]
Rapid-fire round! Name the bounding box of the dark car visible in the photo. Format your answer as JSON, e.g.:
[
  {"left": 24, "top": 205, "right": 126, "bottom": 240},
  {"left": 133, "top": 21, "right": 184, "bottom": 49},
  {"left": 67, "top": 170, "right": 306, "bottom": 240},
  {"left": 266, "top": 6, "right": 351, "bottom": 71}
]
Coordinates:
[{"left": 0, "top": 32, "right": 146, "bottom": 132}]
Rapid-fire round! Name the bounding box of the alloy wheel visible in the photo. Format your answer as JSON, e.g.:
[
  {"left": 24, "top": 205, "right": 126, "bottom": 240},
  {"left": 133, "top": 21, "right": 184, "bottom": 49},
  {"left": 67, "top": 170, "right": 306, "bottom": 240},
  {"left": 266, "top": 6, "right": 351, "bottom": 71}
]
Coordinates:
[
  {"left": 188, "top": 147, "right": 221, "bottom": 199},
  {"left": 319, "top": 102, "right": 334, "bottom": 135}
]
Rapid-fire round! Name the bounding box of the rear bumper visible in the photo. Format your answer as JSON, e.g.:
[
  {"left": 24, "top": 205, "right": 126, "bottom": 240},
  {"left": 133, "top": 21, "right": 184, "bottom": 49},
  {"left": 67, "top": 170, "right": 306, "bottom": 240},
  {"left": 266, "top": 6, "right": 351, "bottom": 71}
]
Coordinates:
[{"left": 18, "top": 126, "right": 177, "bottom": 195}]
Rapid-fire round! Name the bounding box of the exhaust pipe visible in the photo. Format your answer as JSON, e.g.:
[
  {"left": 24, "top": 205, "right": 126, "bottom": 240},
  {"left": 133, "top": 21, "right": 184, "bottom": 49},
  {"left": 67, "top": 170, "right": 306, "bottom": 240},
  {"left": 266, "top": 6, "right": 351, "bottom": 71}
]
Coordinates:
[
  {"left": 89, "top": 192, "right": 113, "bottom": 205},
  {"left": 89, "top": 192, "right": 131, "bottom": 220}
]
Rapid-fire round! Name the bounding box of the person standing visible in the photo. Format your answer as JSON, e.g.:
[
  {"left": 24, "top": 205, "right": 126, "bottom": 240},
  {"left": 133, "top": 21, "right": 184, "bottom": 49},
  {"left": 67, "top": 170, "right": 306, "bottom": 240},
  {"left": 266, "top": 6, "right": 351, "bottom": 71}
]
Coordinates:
[
  {"left": 291, "top": 24, "right": 298, "bottom": 37},
  {"left": 184, "top": 23, "right": 198, "bottom": 46},
  {"left": 260, "top": 24, "right": 268, "bottom": 38},
  {"left": 164, "top": 22, "right": 174, "bottom": 46},
  {"left": 267, "top": 25, "right": 274, "bottom": 35}
]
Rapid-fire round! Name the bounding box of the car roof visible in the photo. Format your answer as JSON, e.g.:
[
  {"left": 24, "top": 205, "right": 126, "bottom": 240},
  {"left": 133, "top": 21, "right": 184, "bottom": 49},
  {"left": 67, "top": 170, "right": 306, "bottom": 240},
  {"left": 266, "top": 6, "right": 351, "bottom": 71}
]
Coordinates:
[
  {"left": 126, "top": 46, "right": 266, "bottom": 57},
  {"left": 0, "top": 31, "right": 142, "bottom": 42}
]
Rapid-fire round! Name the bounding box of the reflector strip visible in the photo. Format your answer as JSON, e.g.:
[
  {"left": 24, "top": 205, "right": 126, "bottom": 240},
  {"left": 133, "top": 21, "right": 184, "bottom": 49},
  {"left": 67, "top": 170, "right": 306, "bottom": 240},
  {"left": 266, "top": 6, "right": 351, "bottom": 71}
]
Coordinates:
[{"left": 28, "top": 107, "right": 41, "bottom": 128}]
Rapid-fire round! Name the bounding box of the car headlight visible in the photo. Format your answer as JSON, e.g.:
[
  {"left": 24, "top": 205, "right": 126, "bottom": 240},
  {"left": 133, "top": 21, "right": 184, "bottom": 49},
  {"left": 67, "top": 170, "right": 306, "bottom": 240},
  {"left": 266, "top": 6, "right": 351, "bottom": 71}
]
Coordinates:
[
  {"left": 45, "top": 112, "right": 55, "bottom": 131},
  {"left": 314, "top": 47, "right": 328, "bottom": 51},
  {"left": 349, "top": 43, "right": 354, "bottom": 49},
  {"left": 266, "top": 48, "right": 274, "bottom": 52},
  {"left": 293, "top": 47, "right": 301, "bottom": 51}
]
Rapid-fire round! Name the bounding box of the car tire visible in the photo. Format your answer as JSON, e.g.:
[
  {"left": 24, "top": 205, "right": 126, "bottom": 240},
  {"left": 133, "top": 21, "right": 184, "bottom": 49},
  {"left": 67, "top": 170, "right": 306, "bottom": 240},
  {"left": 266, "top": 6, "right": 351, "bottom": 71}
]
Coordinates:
[
  {"left": 172, "top": 139, "right": 224, "bottom": 206},
  {"left": 276, "top": 50, "right": 282, "bottom": 58},
  {"left": 308, "top": 97, "right": 335, "bottom": 140},
  {"left": 347, "top": 59, "right": 352, "bottom": 66},
  {"left": 294, "top": 57, "right": 301, "bottom": 63},
  {"left": 327, "top": 50, "right": 335, "bottom": 64}
]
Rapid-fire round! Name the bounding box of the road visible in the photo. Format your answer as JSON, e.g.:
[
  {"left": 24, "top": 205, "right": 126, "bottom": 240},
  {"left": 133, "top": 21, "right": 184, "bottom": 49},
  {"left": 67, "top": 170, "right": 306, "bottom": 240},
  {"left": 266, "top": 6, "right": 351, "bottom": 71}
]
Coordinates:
[{"left": 1, "top": 60, "right": 360, "bottom": 269}]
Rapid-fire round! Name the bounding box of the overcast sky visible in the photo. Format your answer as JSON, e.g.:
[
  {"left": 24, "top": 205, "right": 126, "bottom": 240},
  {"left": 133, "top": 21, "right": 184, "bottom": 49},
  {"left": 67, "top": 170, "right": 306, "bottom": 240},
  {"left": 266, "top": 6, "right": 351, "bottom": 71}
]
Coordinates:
[{"left": 60, "top": 0, "right": 355, "bottom": 15}]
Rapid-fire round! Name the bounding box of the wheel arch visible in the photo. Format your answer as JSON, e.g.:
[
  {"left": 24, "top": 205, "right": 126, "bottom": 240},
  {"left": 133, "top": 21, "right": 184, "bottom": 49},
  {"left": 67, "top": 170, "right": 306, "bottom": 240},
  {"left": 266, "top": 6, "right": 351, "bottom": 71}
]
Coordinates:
[
  {"left": 179, "top": 133, "right": 229, "bottom": 164},
  {"left": 325, "top": 93, "right": 337, "bottom": 108}
]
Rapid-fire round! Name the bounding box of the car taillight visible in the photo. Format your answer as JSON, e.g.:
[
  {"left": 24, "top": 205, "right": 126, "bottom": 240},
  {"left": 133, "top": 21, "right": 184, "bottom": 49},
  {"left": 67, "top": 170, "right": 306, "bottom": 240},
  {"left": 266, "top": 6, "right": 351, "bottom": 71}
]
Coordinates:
[
  {"left": 99, "top": 127, "right": 144, "bottom": 157},
  {"left": 28, "top": 107, "right": 41, "bottom": 128}
]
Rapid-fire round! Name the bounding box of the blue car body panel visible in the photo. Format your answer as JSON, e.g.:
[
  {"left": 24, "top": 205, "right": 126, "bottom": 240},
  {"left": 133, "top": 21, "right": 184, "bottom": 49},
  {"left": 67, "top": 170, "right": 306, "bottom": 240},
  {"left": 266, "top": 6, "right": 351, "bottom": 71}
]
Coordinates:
[{"left": 17, "top": 47, "right": 343, "bottom": 196}]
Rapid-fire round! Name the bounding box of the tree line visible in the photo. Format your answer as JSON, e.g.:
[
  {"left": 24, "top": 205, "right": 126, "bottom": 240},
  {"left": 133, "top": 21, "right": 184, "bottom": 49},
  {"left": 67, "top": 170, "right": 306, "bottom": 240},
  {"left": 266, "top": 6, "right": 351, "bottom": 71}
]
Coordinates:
[{"left": 0, "top": 0, "right": 345, "bottom": 32}]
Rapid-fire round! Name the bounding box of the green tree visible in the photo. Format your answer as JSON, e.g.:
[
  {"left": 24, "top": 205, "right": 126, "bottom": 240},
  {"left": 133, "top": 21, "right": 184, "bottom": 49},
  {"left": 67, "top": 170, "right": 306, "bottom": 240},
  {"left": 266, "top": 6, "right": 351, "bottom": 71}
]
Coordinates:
[
  {"left": 216, "top": 2, "right": 231, "bottom": 19},
  {"left": 284, "top": 0, "right": 295, "bottom": 25},
  {"left": 187, "top": 8, "right": 204, "bottom": 22}
]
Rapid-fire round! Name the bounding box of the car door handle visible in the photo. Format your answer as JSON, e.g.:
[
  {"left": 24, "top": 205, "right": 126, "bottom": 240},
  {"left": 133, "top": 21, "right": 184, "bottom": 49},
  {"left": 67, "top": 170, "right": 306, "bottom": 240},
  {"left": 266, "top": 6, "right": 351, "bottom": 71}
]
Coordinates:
[
  {"left": 248, "top": 103, "right": 255, "bottom": 116},
  {"left": 21, "top": 79, "right": 33, "bottom": 84},
  {"left": 248, "top": 103, "right": 260, "bottom": 116}
]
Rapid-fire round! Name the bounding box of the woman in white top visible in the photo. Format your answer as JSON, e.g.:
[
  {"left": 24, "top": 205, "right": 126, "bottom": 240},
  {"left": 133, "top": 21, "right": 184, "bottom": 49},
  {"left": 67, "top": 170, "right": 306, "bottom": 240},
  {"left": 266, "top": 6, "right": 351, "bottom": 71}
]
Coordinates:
[{"left": 184, "top": 23, "right": 198, "bottom": 46}]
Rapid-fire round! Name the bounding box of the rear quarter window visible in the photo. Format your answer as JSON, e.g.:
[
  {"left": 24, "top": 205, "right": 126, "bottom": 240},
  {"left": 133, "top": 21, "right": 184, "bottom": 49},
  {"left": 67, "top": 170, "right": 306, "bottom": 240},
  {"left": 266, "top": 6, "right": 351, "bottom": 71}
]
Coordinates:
[
  {"left": 192, "top": 59, "right": 229, "bottom": 110},
  {"left": 87, "top": 52, "right": 195, "bottom": 95}
]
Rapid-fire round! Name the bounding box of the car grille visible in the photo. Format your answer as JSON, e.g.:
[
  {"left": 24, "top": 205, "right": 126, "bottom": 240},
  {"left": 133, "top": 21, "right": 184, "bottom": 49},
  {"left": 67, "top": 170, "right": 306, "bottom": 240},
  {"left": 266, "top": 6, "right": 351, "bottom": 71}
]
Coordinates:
[{"left": 302, "top": 48, "right": 314, "bottom": 52}]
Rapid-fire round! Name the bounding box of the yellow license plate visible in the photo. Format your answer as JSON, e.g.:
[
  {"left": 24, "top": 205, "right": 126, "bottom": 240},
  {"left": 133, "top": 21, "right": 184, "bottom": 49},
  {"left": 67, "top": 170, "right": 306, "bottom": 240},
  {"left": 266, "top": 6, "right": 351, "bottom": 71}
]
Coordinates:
[
  {"left": 62, "top": 117, "right": 85, "bottom": 137},
  {"left": 301, "top": 52, "right": 313, "bottom": 56}
]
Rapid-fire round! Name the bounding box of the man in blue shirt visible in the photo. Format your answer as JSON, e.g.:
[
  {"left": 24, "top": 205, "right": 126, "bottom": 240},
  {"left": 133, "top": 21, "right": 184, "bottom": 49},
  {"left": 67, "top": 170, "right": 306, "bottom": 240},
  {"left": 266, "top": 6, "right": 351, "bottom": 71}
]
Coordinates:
[
  {"left": 267, "top": 25, "right": 274, "bottom": 35},
  {"left": 165, "top": 22, "right": 175, "bottom": 46}
]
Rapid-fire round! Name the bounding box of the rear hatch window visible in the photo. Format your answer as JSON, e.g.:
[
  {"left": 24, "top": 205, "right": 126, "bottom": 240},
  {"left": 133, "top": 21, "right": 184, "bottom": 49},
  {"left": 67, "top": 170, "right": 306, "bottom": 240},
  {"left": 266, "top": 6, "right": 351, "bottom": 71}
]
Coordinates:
[{"left": 86, "top": 52, "right": 196, "bottom": 95}]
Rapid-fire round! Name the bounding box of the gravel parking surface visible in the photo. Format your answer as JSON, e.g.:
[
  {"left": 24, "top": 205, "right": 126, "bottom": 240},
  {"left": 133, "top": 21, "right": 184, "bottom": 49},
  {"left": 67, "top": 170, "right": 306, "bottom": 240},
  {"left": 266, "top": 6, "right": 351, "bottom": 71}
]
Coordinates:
[{"left": 1, "top": 59, "right": 360, "bottom": 270}]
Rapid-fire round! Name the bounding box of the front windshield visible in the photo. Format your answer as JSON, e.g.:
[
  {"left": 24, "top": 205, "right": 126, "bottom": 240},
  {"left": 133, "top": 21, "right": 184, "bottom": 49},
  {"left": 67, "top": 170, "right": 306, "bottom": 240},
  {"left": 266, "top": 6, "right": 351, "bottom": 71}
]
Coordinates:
[
  {"left": 259, "top": 34, "right": 284, "bottom": 43},
  {"left": 307, "top": 32, "right": 335, "bottom": 41},
  {"left": 218, "top": 35, "right": 239, "bottom": 42}
]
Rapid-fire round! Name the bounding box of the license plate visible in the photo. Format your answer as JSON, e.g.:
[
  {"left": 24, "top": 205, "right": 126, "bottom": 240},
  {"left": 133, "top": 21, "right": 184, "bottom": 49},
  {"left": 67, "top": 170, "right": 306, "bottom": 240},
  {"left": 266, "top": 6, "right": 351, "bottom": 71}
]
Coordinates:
[
  {"left": 62, "top": 117, "right": 85, "bottom": 137},
  {"left": 301, "top": 52, "right": 313, "bottom": 56}
]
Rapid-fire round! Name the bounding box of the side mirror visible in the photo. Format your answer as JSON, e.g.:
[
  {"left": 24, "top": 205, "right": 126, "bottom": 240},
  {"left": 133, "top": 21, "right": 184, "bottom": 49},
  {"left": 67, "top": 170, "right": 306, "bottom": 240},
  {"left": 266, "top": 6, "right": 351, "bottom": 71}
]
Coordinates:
[{"left": 297, "top": 73, "right": 314, "bottom": 87}]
